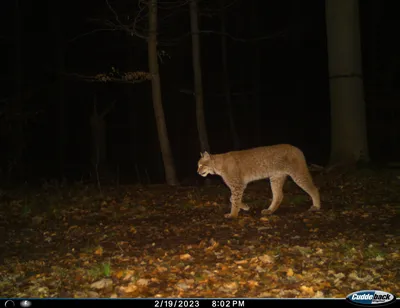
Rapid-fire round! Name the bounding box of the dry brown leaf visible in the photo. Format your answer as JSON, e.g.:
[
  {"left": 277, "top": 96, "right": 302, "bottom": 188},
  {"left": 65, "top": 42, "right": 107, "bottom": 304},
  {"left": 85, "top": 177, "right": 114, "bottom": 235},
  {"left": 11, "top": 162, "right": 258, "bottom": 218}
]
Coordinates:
[
  {"left": 247, "top": 280, "right": 259, "bottom": 288},
  {"left": 205, "top": 239, "right": 219, "bottom": 252},
  {"left": 259, "top": 254, "right": 274, "bottom": 264},
  {"left": 90, "top": 278, "right": 113, "bottom": 290},
  {"left": 157, "top": 266, "right": 168, "bottom": 273},
  {"left": 119, "top": 283, "right": 138, "bottom": 294},
  {"left": 123, "top": 270, "right": 135, "bottom": 281},
  {"left": 300, "top": 285, "right": 315, "bottom": 296},
  {"left": 94, "top": 246, "right": 103, "bottom": 256},
  {"left": 136, "top": 278, "right": 150, "bottom": 286},
  {"left": 115, "top": 271, "right": 124, "bottom": 279},
  {"left": 180, "top": 253, "right": 192, "bottom": 260}
]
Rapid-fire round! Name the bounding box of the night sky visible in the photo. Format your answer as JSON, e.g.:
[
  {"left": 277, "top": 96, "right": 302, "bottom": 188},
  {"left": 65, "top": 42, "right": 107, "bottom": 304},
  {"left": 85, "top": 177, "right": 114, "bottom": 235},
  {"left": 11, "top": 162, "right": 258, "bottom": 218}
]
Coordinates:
[{"left": 0, "top": 0, "right": 399, "bottom": 184}]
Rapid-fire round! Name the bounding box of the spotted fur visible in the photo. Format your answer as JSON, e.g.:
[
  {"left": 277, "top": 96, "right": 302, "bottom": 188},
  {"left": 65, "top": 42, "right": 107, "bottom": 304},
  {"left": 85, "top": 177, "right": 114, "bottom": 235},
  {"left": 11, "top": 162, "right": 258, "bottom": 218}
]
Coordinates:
[{"left": 197, "top": 144, "right": 321, "bottom": 218}]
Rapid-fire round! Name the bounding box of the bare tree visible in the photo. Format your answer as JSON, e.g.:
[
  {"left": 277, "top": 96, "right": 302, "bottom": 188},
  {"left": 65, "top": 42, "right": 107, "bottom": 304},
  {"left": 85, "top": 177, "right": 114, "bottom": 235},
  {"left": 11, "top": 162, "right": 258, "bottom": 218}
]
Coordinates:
[
  {"left": 148, "top": 0, "right": 179, "bottom": 185},
  {"left": 220, "top": 0, "right": 240, "bottom": 150},
  {"left": 9, "top": 0, "right": 25, "bottom": 181},
  {"left": 90, "top": 94, "right": 116, "bottom": 189},
  {"left": 189, "top": 0, "right": 210, "bottom": 154},
  {"left": 325, "top": 0, "right": 369, "bottom": 165},
  {"left": 50, "top": 0, "right": 67, "bottom": 178},
  {"left": 67, "top": 0, "right": 179, "bottom": 186}
]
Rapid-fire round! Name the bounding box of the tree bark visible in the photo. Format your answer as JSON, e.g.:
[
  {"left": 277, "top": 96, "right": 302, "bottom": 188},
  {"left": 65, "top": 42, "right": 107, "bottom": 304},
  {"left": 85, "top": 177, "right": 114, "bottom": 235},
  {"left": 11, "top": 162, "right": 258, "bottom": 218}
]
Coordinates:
[
  {"left": 189, "top": 0, "right": 210, "bottom": 153},
  {"left": 220, "top": 0, "right": 240, "bottom": 150},
  {"left": 90, "top": 94, "right": 107, "bottom": 167},
  {"left": 325, "top": 0, "right": 369, "bottom": 165},
  {"left": 51, "top": 1, "right": 66, "bottom": 178},
  {"left": 148, "top": 0, "right": 179, "bottom": 185},
  {"left": 250, "top": 0, "right": 261, "bottom": 145},
  {"left": 10, "top": 0, "right": 25, "bottom": 182}
]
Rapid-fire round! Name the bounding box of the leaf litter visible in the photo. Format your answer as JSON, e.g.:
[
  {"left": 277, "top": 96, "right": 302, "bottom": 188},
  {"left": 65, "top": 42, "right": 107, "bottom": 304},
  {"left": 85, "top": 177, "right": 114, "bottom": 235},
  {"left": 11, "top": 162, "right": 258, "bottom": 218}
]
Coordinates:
[{"left": 0, "top": 169, "right": 399, "bottom": 298}]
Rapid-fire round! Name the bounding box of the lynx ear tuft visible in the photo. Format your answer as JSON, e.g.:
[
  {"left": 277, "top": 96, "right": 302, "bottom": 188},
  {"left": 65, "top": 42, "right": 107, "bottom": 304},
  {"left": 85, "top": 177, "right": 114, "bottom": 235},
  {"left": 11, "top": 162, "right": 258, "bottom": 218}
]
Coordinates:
[{"left": 203, "top": 151, "right": 210, "bottom": 159}]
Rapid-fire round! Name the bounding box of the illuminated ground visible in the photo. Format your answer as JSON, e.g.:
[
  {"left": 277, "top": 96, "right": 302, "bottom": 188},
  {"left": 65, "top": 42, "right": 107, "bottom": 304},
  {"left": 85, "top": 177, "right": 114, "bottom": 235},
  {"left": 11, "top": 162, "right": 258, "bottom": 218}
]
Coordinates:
[{"left": 0, "top": 168, "right": 399, "bottom": 298}]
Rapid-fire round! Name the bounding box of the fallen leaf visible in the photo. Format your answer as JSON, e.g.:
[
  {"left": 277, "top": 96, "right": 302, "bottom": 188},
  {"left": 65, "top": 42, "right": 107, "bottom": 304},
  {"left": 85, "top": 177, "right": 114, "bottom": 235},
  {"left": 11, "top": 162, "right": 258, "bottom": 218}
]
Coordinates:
[
  {"left": 94, "top": 246, "right": 103, "bottom": 256},
  {"left": 115, "top": 271, "right": 124, "bottom": 279},
  {"left": 90, "top": 278, "right": 113, "bottom": 290},
  {"left": 119, "top": 283, "right": 138, "bottom": 294},
  {"left": 123, "top": 270, "right": 135, "bottom": 281},
  {"left": 300, "top": 285, "right": 315, "bottom": 296},
  {"left": 259, "top": 254, "right": 274, "bottom": 264},
  {"left": 136, "top": 278, "right": 149, "bottom": 286},
  {"left": 180, "top": 253, "right": 192, "bottom": 261}
]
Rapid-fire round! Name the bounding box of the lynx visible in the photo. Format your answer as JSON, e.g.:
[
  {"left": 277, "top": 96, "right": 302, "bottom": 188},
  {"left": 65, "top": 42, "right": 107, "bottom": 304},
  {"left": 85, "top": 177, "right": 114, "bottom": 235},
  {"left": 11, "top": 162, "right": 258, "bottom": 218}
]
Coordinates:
[{"left": 197, "top": 144, "right": 321, "bottom": 218}]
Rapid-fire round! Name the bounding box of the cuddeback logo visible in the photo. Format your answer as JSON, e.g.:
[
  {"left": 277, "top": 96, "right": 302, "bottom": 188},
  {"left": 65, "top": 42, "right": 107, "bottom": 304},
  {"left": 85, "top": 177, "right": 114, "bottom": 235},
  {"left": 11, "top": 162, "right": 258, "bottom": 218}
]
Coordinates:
[{"left": 346, "top": 290, "right": 396, "bottom": 306}]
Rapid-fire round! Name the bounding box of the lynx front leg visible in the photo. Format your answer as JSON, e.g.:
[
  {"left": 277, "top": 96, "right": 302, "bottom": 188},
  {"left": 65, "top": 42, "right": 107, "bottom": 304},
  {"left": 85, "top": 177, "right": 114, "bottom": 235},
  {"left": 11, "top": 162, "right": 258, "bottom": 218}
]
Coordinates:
[
  {"left": 262, "top": 175, "right": 286, "bottom": 215},
  {"left": 225, "top": 184, "right": 245, "bottom": 218}
]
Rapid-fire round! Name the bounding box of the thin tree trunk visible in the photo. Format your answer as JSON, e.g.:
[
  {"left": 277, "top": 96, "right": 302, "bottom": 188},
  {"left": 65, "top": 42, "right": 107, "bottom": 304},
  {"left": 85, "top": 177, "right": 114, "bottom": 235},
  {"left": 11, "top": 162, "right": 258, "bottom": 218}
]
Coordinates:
[
  {"left": 366, "top": 0, "right": 382, "bottom": 95},
  {"left": 58, "top": 58, "right": 66, "bottom": 179},
  {"left": 148, "top": 0, "right": 179, "bottom": 185},
  {"left": 250, "top": 0, "right": 261, "bottom": 145},
  {"left": 52, "top": 1, "right": 66, "bottom": 178},
  {"left": 90, "top": 94, "right": 107, "bottom": 167},
  {"left": 189, "top": 0, "right": 210, "bottom": 153},
  {"left": 325, "top": 0, "right": 369, "bottom": 165},
  {"left": 127, "top": 43, "right": 139, "bottom": 183},
  {"left": 11, "top": 0, "right": 25, "bottom": 182},
  {"left": 220, "top": 0, "right": 240, "bottom": 150}
]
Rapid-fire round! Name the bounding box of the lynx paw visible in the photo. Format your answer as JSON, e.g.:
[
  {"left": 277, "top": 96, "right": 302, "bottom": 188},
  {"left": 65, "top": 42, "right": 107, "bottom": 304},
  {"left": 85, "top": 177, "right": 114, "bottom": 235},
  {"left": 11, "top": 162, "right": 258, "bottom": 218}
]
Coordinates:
[
  {"left": 224, "top": 213, "right": 238, "bottom": 219},
  {"left": 240, "top": 203, "right": 250, "bottom": 211},
  {"left": 261, "top": 209, "right": 274, "bottom": 216},
  {"left": 308, "top": 206, "right": 320, "bottom": 212}
]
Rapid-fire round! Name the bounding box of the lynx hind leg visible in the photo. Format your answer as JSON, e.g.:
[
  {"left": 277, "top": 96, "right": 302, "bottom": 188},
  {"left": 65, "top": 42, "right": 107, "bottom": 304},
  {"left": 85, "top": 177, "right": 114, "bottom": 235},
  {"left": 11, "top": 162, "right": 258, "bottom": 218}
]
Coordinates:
[
  {"left": 240, "top": 203, "right": 250, "bottom": 211},
  {"left": 290, "top": 170, "right": 321, "bottom": 212},
  {"left": 225, "top": 184, "right": 246, "bottom": 218},
  {"left": 228, "top": 198, "right": 249, "bottom": 213},
  {"left": 261, "top": 175, "right": 286, "bottom": 215}
]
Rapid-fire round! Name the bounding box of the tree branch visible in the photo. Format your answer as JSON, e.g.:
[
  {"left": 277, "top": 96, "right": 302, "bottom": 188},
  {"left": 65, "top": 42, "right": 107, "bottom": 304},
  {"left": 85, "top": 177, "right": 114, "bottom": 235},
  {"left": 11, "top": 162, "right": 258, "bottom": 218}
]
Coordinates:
[
  {"left": 159, "top": 28, "right": 286, "bottom": 46},
  {"left": 63, "top": 71, "right": 151, "bottom": 84}
]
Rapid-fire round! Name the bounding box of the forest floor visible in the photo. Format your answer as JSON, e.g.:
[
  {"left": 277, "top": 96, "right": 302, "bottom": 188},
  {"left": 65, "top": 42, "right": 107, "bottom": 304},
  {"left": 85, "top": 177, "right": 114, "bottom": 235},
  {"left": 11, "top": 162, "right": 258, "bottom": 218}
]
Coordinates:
[{"left": 0, "top": 168, "right": 399, "bottom": 298}]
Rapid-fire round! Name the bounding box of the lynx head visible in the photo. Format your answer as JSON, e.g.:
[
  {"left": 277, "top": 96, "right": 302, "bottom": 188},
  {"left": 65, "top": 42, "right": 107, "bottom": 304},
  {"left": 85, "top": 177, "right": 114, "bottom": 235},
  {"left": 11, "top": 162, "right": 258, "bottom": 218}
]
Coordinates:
[{"left": 197, "top": 151, "right": 215, "bottom": 177}]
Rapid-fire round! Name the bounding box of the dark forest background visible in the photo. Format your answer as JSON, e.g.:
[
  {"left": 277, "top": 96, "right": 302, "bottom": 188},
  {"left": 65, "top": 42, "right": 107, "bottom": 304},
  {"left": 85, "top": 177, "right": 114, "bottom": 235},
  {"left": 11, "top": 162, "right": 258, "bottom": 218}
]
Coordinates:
[{"left": 0, "top": 0, "right": 399, "bottom": 186}]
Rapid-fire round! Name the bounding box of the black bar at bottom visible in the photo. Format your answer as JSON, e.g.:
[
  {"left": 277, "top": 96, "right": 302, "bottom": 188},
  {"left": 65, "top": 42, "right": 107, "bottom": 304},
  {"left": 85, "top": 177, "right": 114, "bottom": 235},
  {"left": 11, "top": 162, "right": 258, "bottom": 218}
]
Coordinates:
[{"left": 5, "top": 298, "right": 397, "bottom": 308}]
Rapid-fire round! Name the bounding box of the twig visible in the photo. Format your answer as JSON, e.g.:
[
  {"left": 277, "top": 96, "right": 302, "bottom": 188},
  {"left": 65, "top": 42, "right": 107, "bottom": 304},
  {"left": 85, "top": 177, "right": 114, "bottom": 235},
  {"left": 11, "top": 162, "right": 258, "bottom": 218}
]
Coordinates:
[
  {"left": 159, "top": 29, "right": 286, "bottom": 46},
  {"left": 135, "top": 163, "right": 142, "bottom": 184},
  {"left": 145, "top": 168, "right": 151, "bottom": 185},
  {"left": 62, "top": 72, "right": 151, "bottom": 84},
  {"left": 95, "top": 161, "right": 102, "bottom": 194},
  {"left": 68, "top": 28, "right": 117, "bottom": 43}
]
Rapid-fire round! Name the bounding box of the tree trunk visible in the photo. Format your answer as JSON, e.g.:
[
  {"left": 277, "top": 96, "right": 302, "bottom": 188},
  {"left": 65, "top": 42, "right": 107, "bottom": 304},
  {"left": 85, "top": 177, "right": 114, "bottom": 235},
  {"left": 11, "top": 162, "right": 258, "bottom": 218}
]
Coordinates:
[
  {"left": 51, "top": 1, "right": 67, "bottom": 178},
  {"left": 365, "top": 0, "right": 382, "bottom": 95},
  {"left": 10, "top": 0, "right": 25, "bottom": 182},
  {"left": 148, "top": 0, "right": 179, "bottom": 186},
  {"left": 189, "top": 0, "right": 210, "bottom": 153},
  {"left": 57, "top": 50, "right": 66, "bottom": 179},
  {"left": 90, "top": 94, "right": 107, "bottom": 168},
  {"left": 127, "top": 44, "right": 140, "bottom": 182},
  {"left": 220, "top": 0, "right": 240, "bottom": 150},
  {"left": 250, "top": 0, "right": 261, "bottom": 145},
  {"left": 325, "top": 0, "right": 369, "bottom": 165}
]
